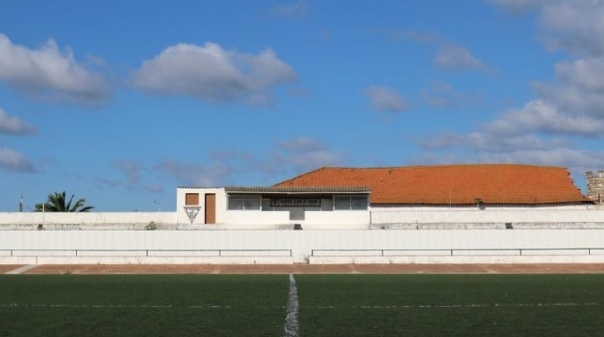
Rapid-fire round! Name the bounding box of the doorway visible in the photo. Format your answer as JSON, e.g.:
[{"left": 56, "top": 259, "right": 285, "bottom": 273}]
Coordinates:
[{"left": 205, "top": 194, "right": 216, "bottom": 224}]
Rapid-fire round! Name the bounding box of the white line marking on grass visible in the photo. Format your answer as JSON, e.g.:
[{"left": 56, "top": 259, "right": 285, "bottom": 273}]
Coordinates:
[
  {"left": 0, "top": 303, "right": 232, "bottom": 309},
  {"left": 311, "top": 302, "right": 598, "bottom": 310},
  {"left": 283, "top": 274, "right": 299, "bottom": 337}
]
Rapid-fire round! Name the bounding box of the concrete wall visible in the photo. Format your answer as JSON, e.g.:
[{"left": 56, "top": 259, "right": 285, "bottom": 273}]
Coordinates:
[
  {"left": 2, "top": 204, "right": 604, "bottom": 230},
  {"left": 0, "top": 212, "right": 174, "bottom": 229},
  {"left": 2, "top": 230, "right": 604, "bottom": 264},
  {"left": 370, "top": 207, "right": 604, "bottom": 226}
]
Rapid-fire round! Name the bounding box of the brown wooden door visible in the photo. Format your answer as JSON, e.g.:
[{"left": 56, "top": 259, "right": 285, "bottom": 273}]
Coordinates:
[{"left": 205, "top": 194, "right": 216, "bottom": 224}]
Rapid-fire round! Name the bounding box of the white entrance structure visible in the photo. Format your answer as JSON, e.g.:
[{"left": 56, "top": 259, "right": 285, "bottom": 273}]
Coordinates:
[{"left": 176, "top": 186, "right": 371, "bottom": 229}]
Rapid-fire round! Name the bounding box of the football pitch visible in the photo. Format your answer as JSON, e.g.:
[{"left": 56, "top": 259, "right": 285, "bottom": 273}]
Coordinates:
[{"left": 1, "top": 273, "right": 603, "bottom": 336}]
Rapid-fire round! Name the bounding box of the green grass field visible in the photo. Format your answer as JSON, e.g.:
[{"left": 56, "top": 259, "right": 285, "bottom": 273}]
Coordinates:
[{"left": 1, "top": 274, "right": 603, "bottom": 336}]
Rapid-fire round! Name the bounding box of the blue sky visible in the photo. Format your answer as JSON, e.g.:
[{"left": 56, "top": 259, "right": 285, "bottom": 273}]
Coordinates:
[{"left": 1, "top": 0, "right": 604, "bottom": 211}]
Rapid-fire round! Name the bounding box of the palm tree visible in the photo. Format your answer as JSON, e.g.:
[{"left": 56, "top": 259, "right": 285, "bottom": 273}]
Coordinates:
[{"left": 35, "top": 191, "right": 94, "bottom": 212}]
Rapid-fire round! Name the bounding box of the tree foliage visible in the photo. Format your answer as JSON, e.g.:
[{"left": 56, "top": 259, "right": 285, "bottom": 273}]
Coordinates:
[{"left": 35, "top": 191, "right": 94, "bottom": 212}]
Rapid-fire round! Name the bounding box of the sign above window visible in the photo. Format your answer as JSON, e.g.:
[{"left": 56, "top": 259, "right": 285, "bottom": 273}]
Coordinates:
[{"left": 271, "top": 198, "right": 321, "bottom": 207}]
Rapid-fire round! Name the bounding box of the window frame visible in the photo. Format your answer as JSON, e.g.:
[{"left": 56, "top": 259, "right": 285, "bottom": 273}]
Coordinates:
[
  {"left": 227, "top": 194, "right": 262, "bottom": 210},
  {"left": 185, "top": 193, "right": 200, "bottom": 206},
  {"left": 333, "top": 195, "right": 369, "bottom": 210}
]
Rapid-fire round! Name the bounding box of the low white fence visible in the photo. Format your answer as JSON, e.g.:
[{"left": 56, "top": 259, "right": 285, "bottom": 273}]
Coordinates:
[{"left": 2, "top": 230, "right": 604, "bottom": 264}]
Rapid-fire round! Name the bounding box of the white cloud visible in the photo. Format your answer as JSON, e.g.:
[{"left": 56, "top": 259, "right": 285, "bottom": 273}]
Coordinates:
[
  {"left": 271, "top": 0, "right": 311, "bottom": 18},
  {"left": 434, "top": 44, "right": 487, "bottom": 71},
  {"left": 0, "top": 107, "right": 36, "bottom": 135},
  {"left": 539, "top": 1, "right": 604, "bottom": 57},
  {"left": 555, "top": 57, "right": 604, "bottom": 92},
  {"left": 365, "top": 86, "right": 409, "bottom": 112},
  {"left": 485, "top": 100, "right": 604, "bottom": 137},
  {"left": 0, "top": 147, "right": 36, "bottom": 172},
  {"left": 0, "top": 34, "right": 110, "bottom": 105},
  {"left": 131, "top": 42, "right": 297, "bottom": 105}
]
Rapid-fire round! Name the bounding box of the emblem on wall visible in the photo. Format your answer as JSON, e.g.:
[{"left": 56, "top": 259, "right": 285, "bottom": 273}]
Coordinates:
[{"left": 183, "top": 206, "right": 201, "bottom": 224}]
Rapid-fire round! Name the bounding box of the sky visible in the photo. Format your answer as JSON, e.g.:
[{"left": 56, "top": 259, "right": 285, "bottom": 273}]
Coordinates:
[{"left": 2, "top": 0, "right": 604, "bottom": 212}]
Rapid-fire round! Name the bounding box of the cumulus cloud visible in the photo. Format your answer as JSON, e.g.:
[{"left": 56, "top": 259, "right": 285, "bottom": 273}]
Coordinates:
[
  {"left": 365, "top": 86, "right": 409, "bottom": 112},
  {"left": 434, "top": 44, "right": 488, "bottom": 71},
  {"left": 271, "top": 0, "right": 311, "bottom": 18},
  {"left": 0, "top": 34, "right": 110, "bottom": 105},
  {"left": 0, "top": 107, "right": 36, "bottom": 135},
  {"left": 539, "top": 1, "right": 604, "bottom": 57},
  {"left": 489, "top": 1, "right": 604, "bottom": 56},
  {"left": 0, "top": 147, "right": 36, "bottom": 172},
  {"left": 131, "top": 42, "right": 296, "bottom": 105},
  {"left": 555, "top": 58, "right": 604, "bottom": 92},
  {"left": 485, "top": 100, "right": 604, "bottom": 137},
  {"left": 0, "top": 107, "right": 36, "bottom": 173}
]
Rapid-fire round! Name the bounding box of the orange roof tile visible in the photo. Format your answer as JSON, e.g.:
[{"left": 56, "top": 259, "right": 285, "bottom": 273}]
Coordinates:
[{"left": 275, "top": 164, "right": 591, "bottom": 205}]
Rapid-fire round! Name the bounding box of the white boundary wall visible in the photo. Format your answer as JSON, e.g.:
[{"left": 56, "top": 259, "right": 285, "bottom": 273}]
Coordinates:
[
  {"left": 2, "top": 207, "right": 604, "bottom": 230},
  {"left": 370, "top": 207, "right": 604, "bottom": 225},
  {"left": 0, "top": 212, "right": 175, "bottom": 228},
  {"left": 2, "top": 230, "right": 604, "bottom": 264}
]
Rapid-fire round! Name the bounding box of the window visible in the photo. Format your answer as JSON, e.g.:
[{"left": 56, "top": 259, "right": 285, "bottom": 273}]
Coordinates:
[
  {"left": 351, "top": 196, "right": 368, "bottom": 210},
  {"left": 228, "top": 195, "right": 261, "bottom": 210},
  {"left": 334, "top": 196, "right": 350, "bottom": 210},
  {"left": 185, "top": 193, "right": 199, "bottom": 206},
  {"left": 334, "top": 195, "right": 368, "bottom": 210}
]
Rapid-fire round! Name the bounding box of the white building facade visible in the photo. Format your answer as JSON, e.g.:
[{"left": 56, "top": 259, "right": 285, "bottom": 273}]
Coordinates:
[{"left": 176, "top": 186, "right": 371, "bottom": 229}]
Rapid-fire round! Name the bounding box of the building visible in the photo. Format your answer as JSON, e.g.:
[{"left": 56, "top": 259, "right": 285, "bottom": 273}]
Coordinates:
[
  {"left": 176, "top": 164, "right": 594, "bottom": 229},
  {"left": 176, "top": 186, "right": 371, "bottom": 229}
]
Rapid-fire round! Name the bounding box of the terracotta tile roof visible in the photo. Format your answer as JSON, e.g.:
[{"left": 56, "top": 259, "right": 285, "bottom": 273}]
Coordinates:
[{"left": 275, "top": 164, "right": 591, "bottom": 206}]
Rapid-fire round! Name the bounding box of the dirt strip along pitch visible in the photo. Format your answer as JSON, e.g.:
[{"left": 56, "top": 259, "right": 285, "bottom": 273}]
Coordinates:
[{"left": 0, "top": 265, "right": 24, "bottom": 274}]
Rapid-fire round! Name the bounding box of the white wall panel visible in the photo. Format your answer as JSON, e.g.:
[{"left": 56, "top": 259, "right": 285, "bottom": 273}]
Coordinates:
[
  {"left": 2, "top": 230, "right": 604, "bottom": 263},
  {"left": 371, "top": 208, "right": 604, "bottom": 224}
]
